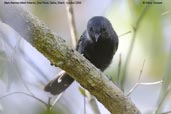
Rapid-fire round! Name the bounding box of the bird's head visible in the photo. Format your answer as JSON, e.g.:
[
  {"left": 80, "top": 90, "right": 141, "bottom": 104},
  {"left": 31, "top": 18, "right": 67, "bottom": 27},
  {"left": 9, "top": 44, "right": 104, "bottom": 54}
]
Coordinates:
[{"left": 87, "top": 16, "right": 114, "bottom": 42}]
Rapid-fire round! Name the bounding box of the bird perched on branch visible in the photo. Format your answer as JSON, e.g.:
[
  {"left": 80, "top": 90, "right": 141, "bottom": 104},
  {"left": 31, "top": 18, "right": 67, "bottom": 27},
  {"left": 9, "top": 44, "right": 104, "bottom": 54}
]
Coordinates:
[{"left": 44, "top": 16, "right": 119, "bottom": 95}]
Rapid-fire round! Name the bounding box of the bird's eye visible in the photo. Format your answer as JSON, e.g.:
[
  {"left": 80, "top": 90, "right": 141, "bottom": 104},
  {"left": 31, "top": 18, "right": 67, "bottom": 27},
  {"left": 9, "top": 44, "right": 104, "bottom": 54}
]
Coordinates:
[
  {"left": 101, "top": 28, "right": 106, "bottom": 32},
  {"left": 90, "top": 27, "right": 93, "bottom": 32}
]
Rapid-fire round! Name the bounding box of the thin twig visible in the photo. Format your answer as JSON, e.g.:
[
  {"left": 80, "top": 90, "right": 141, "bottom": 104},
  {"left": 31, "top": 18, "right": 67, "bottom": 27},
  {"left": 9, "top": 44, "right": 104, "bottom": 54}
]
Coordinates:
[
  {"left": 13, "top": 59, "right": 35, "bottom": 96},
  {"left": 119, "top": 31, "right": 132, "bottom": 38},
  {"left": 1, "top": 29, "right": 50, "bottom": 110},
  {"left": 138, "top": 60, "right": 146, "bottom": 80},
  {"left": 139, "top": 81, "right": 162, "bottom": 85},
  {"left": 154, "top": 41, "right": 171, "bottom": 113},
  {"left": 12, "top": 42, "right": 42, "bottom": 104},
  {"left": 127, "top": 81, "right": 162, "bottom": 96},
  {"left": 0, "top": 92, "right": 47, "bottom": 106},
  {"left": 7, "top": 39, "right": 47, "bottom": 107},
  {"left": 2, "top": 36, "right": 49, "bottom": 81},
  {"left": 120, "top": 4, "right": 150, "bottom": 90},
  {"left": 161, "top": 10, "right": 171, "bottom": 16},
  {"left": 50, "top": 92, "right": 64, "bottom": 111},
  {"left": 117, "top": 54, "right": 122, "bottom": 87},
  {"left": 153, "top": 85, "right": 171, "bottom": 114},
  {"left": 127, "top": 60, "right": 162, "bottom": 96},
  {"left": 84, "top": 88, "right": 86, "bottom": 114},
  {"left": 85, "top": 90, "right": 101, "bottom": 114},
  {"left": 127, "top": 60, "right": 145, "bottom": 96},
  {"left": 127, "top": 83, "right": 138, "bottom": 96},
  {"left": 47, "top": 97, "right": 52, "bottom": 112},
  {"left": 65, "top": 0, "right": 78, "bottom": 47}
]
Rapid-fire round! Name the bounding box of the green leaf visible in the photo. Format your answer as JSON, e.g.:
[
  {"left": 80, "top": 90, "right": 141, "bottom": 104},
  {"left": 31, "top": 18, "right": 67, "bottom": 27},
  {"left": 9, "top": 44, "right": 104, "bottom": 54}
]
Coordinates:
[{"left": 78, "top": 87, "right": 87, "bottom": 97}]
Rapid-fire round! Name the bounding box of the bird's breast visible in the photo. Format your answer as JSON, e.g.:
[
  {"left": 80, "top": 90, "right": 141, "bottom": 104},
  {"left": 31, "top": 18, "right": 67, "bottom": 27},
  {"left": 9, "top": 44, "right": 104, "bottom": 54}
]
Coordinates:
[{"left": 86, "top": 40, "right": 114, "bottom": 71}]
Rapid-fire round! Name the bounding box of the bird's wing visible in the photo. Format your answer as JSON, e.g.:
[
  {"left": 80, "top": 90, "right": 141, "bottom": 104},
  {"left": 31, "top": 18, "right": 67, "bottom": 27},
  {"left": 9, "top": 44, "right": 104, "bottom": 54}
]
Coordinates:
[{"left": 76, "top": 31, "right": 87, "bottom": 53}]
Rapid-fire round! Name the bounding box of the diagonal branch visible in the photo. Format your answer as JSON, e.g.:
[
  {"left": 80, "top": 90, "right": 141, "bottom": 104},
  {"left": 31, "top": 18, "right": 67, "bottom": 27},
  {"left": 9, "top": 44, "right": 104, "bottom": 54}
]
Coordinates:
[{"left": 0, "top": 3, "right": 141, "bottom": 114}]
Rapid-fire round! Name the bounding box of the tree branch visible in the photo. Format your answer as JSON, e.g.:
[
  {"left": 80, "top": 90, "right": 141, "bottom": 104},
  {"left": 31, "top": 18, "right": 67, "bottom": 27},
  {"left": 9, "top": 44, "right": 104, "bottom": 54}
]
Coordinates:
[{"left": 0, "top": 3, "right": 141, "bottom": 114}]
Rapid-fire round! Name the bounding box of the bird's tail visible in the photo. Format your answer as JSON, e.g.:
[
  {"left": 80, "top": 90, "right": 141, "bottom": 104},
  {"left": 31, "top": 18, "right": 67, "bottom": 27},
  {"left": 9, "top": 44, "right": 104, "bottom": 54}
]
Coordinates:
[{"left": 44, "top": 71, "right": 74, "bottom": 95}]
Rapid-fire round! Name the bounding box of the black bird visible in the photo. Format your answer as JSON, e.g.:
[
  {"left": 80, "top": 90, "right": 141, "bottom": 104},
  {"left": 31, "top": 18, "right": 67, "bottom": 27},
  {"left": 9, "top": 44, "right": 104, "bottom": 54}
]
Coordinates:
[{"left": 44, "top": 16, "right": 119, "bottom": 95}]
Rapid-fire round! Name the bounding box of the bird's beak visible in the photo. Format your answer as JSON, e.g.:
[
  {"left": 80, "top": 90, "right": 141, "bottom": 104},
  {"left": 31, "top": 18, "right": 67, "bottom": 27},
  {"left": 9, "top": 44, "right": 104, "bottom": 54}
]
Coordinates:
[{"left": 94, "top": 33, "right": 100, "bottom": 42}]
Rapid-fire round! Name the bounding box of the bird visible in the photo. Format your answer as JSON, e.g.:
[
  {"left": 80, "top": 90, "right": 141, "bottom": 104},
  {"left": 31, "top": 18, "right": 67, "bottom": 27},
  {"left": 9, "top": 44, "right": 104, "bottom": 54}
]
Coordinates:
[{"left": 44, "top": 16, "right": 119, "bottom": 95}]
